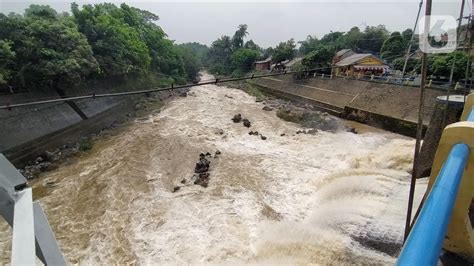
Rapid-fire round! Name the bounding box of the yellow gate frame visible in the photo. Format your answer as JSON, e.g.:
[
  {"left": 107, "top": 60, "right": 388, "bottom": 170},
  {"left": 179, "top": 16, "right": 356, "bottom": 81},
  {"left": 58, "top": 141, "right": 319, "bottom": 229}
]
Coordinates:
[{"left": 427, "top": 93, "right": 474, "bottom": 258}]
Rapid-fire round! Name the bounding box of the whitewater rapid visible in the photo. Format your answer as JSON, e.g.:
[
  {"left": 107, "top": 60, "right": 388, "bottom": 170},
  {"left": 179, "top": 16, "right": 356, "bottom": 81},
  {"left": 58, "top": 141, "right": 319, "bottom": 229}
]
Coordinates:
[{"left": 0, "top": 73, "right": 426, "bottom": 264}]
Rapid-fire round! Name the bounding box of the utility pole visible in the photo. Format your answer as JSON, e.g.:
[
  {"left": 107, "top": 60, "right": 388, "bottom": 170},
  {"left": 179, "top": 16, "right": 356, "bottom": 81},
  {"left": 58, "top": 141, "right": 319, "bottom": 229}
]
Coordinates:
[
  {"left": 402, "top": 0, "right": 423, "bottom": 80},
  {"left": 448, "top": 0, "right": 466, "bottom": 85},
  {"left": 404, "top": 0, "right": 432, "bottom": 242},
  {"left": 443, "top": 0, "right": 467, "bottom": 127}
]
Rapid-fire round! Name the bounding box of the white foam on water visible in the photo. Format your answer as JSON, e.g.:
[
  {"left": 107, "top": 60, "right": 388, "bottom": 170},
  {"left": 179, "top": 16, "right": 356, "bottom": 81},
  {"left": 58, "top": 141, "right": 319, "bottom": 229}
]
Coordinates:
[{"left": 0, "top": 72, "right": 427, "bottom": 265}]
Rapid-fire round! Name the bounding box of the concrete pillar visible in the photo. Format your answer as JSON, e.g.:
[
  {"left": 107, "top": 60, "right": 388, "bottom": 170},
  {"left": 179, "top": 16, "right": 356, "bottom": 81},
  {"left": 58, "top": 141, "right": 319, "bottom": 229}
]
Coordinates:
[{"left": 417, "top": 95, "right": 465, "bottom": 178}]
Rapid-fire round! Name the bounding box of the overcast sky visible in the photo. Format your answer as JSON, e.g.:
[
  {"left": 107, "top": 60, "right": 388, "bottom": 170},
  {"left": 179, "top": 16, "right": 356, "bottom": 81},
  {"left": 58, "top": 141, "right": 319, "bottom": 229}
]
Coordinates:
[{"left": 0, "top": 0, "right": 468, "bottom": 47}]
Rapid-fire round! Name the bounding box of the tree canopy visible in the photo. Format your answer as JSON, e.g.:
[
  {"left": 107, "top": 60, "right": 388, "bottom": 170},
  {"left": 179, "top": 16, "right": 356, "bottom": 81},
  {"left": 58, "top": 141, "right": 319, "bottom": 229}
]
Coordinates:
[
  {"left": 0, "top": 3, "right": 202, "bottom": 91},
  {"left": 380, "top": 32, "right": 405, "bottom": 61},
  {"left": 272, "top": 39, "right": 296, "bottom": 64}
]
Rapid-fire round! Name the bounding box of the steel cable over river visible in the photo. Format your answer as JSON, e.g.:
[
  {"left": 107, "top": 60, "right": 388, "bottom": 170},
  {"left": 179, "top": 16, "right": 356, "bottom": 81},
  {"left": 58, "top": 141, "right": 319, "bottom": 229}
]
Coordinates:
[{"left": 0, "top": 73, "right": 426, "bottom": 264}]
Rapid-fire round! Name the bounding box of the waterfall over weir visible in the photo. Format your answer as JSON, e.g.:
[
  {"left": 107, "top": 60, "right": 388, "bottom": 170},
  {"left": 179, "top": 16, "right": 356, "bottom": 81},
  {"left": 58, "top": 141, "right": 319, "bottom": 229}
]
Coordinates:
[{"left": 0, "top": 73, "right": 426, "bottom": 264}]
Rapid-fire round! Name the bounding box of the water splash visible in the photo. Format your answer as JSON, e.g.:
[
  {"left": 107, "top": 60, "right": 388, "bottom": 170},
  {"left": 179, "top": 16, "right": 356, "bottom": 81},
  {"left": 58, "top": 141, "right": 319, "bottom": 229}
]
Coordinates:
[{"left": 0, "top": 73, "right": 426, "bottom": 264}]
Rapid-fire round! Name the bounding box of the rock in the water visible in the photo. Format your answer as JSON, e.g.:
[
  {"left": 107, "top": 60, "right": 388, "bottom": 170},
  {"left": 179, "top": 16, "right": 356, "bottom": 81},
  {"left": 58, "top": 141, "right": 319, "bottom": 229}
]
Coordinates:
[
  {"left": 215, "top": 150, "right": 221, "bottom": 155},
  {"left": 260, "top": 135, "right": 267, "bottom": 140},
  {"left": 172, "top": 186, "right": 181, "bottom": 193},
  {"left": 45, "top": 181, "right": 58, "bottom": 187},
  {"left": 248, "top": 131, "right": 259, "bottom": 136},
  {"left": 232, "top": 114, "right": 242, "bottom": 123},
  {"left": 280, "top": 133, "right": 286, "bottom": 136},
  {"left": 194, "top": 158, "right": 210, "bottom": 173},
  {"left": 262, "top": 106, "right": 273, "bottom": 111},
  {"left": 42, "top": 151, "right": 58, "bottom": 162},
  {"left": 179, "top": 92, "right": 187, "bottom": 97},
  {"left": 349, "top": 127, "right": 358, "bottom": 134},
  {"left": 180, "top": 178, "right": 186, "bottom": 184},
  {"left": 38, "top": 162, "right": 54, "bottom": 172},
  {"left": 35, "top": 156, "right": 44, "bottom": 164},
  {"left": 242, "top": 119, "right": 251, "bottom": 128}
]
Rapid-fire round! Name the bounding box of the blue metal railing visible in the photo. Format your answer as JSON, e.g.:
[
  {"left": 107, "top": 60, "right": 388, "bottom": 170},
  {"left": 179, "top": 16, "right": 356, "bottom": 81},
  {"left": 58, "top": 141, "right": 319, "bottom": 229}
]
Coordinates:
[
  {"left": 467, "top": 107, "right": 474, "bottom": 121},
  {"left": 396, "top": 103, "right": 474, "bottom": 265},
  {"left": 396, "top": 143, "right": 470, "bottom": 265}
]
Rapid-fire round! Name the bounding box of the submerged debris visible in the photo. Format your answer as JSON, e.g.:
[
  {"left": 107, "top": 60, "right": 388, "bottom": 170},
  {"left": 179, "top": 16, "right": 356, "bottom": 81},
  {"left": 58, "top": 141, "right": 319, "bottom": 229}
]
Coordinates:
[
  {"left": 232, "top": 114, "right": 242, "bottom": 123},
  {"left": 348, "top": 127, "right": 358, "bottom": 134},
  {"left": 296, "top": 128, "right": 318, "bottom": 135},
  {"left": 183, "top": 151, "right": 220, "bottom": 188},
  {"left": 262, "top": 106, "right": 273, "bottom": 111},
  {"left": 242, "top": 119, "right": 251, "bottom": 128}
]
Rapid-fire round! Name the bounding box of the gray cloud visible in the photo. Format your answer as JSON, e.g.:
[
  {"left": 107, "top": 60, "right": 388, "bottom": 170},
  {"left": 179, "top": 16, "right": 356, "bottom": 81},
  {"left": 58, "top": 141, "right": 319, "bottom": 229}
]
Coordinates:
[{"left": 0, "top": 1, "right": 465, "bottom": 47}]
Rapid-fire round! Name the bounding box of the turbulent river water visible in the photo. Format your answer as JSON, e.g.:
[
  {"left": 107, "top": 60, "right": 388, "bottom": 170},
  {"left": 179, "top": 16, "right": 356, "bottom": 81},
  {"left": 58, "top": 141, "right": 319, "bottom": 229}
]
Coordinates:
[{"left": 0, "top": 73, "right": 426, "bottom": 265}]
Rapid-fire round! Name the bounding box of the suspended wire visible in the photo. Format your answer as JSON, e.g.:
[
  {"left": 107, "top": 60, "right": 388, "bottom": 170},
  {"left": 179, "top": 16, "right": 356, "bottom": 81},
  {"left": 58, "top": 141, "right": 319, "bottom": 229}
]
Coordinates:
[
  {"left": 0, "top": 66, "right": 334, "bottom": 110},
  {"left": 402, "top": 0, "right": 423, "bottom": 79}
]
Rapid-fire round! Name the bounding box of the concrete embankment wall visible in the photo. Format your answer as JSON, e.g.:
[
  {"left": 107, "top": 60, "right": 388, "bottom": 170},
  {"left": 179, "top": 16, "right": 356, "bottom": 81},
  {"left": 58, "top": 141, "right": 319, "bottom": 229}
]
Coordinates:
[
  {"left": 0, "top": 90, "right": 131, "bottom": 166},
  {"left": 250, "top": 76, "right": 445, "bottom": 136}
]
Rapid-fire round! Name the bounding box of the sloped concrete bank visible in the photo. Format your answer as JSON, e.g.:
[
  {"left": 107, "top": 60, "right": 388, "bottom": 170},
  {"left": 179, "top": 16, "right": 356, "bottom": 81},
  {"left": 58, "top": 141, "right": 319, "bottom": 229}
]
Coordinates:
[
  {"left": 0, "top": 88, "right": 184, "bottom": 167},
  {"left": 249, "top": 76, "right": 445, "bottom": 137}
]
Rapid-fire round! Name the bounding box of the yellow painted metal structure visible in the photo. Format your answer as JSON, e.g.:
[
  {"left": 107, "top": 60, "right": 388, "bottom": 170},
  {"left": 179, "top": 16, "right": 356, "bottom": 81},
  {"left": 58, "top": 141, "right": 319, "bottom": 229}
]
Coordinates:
[
  {"left": 461, "top": 93, "right": 474, "bottom": 121},
  {"left": 427, "top": 93, "right": 474, "bottom": 258}
]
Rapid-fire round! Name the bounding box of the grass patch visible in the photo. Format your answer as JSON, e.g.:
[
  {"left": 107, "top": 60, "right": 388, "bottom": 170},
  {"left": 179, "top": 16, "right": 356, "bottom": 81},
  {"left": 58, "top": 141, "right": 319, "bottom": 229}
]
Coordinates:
[
  {"left": 78, "top": 138, "right": 93, "bottom": 151},
  {"left": 276, "top": 109, "right": 303, "bottom": 123},
  {"left": 242, "top": 83, "right": 265, "bottom": 102}
]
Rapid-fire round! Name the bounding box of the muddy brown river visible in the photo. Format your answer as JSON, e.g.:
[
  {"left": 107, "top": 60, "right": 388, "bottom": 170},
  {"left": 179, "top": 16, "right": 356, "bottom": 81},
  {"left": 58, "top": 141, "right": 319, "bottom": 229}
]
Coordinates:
[{"left": 0, "top": 73, "right": 426, "bottom": 264}]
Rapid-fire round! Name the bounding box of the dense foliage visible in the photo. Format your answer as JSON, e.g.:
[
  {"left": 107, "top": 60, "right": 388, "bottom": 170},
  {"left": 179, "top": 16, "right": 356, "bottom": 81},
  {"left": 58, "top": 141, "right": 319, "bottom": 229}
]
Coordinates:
[
  {"left": 206, "top": 24, "right": 265, "bottom": 77},
  {"left": 0, "top": 3, "right": 202, "bottom": 91},
  {"left": 272, "top": 39, "right": 296, "bottom": 64}
]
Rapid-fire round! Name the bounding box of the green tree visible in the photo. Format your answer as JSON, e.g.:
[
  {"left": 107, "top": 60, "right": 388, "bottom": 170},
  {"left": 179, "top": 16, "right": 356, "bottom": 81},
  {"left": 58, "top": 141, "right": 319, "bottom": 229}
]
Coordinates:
[
  {"left": 207, "top": 35, "right": 233, "bottom": 74},
  {"left": 71, "top": 3, "right": 151, "bottom": 77},
  {"left": 0, "top": 40, "right": 15, "bottom": 85},
  {"left": 231, "top": 49, "right": 259, "bottom": 69},
  {"left": 380, "top": 32, "right": 405, "bottom": 61},
  {"left": 301, "top": 45, "right": 334, "bottom": 69},
  {"left": 402, "top": 28, "right": 413, "bottom": 45},
  {"left": 177, "top": 46, "right": 200, "bottom": 81},
  {"left": 0, "top": 5, "right": 98, "bottom": 90},
  {"left": 298, "top": 35, "right": 320, "bottom": 55},
  {"left": 178, "top": 42, "right": 209, "bottom": 66},
  {"left": 230, "top": 48, "right": 259, "bottom": 77},
  {"left": 342, "top": 26, "right": 364, "bottom": 51},
  {"left": 392, "top": 57, "right": 420, "bottom": 73},
  {"left": 358, "top": 25, "right": 389, "bottom": 54},
  {"left": 429, "top": 51, "right": 469, "bottom": 80},
  {"left": 232, "top": 24, "right": 248, "bottom": 50},
  {"left": 272, "top": 39, "right": 296, "bottom": 63},
  {"left": 244, "top": 40, "right": 260, "bottom": 51}
]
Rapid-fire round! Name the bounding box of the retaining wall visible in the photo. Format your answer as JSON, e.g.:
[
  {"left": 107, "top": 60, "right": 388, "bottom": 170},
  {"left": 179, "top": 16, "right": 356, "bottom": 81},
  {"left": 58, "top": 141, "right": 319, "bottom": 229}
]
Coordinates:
[{"left": 250, "top": 76, "right": 445, "bottom": 136}]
